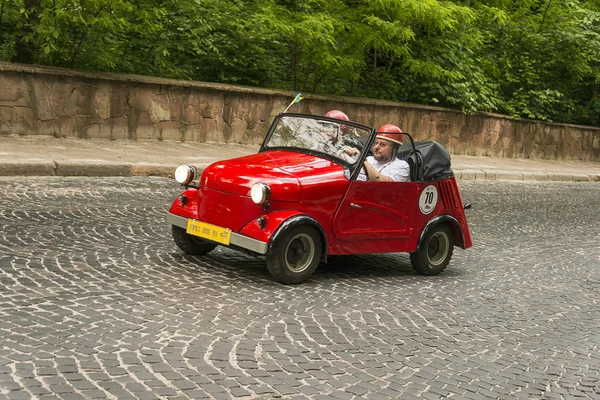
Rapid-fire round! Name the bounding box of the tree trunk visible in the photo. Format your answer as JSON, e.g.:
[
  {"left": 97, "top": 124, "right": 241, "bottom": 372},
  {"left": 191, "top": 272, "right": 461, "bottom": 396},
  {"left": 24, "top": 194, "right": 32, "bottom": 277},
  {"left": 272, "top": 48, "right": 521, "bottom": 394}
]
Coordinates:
[
  {"left": 0, "top": 0, "right": 7, "bottom": 31},
  {"left": 292, "top": 42, "right": 299, "bottom": 91},
  {"left": 13, "top": 0, "right": 41, "bottom": 64},
  {"left": 538, "top": 0, "right": 553, "bottom": 33}
]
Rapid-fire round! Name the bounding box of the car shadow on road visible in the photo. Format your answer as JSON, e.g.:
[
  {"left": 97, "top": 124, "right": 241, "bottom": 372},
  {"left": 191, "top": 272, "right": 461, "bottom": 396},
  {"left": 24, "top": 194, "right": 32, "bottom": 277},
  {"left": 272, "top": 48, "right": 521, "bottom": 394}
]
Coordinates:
[
  {"left": 173, "top": 249, "right": 464, "bottom": 285},
  {"left": 315, "top": 253, "right": 416, "bottom": 280},
  {"left": 316, "top": 251, "right": 467, "bottom": 282}
]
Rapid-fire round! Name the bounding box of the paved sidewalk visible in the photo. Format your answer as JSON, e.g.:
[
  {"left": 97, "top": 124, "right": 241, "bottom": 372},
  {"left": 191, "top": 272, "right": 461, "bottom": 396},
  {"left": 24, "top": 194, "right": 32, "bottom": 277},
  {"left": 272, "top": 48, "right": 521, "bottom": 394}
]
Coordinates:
[{"left": 1, "top": 136, "right": 599, "bottom": 182}]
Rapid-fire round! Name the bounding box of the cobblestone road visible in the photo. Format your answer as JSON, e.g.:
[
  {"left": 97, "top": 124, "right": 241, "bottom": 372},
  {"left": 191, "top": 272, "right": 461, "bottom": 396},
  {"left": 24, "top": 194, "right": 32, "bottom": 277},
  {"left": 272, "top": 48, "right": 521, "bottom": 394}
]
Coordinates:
[{"left": 0, "top": 178, "right": 599, "bottom": 400}]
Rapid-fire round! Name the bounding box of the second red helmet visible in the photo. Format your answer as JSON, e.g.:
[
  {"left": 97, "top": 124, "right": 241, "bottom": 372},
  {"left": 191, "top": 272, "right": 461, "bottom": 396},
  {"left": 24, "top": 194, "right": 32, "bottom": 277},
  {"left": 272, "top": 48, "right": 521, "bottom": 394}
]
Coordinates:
[
  {"left": 325, "top": 110, "right": 349, "bottom": 121},
  {"left": 325, "top": 110, "right": 350, "bottom": 136}
]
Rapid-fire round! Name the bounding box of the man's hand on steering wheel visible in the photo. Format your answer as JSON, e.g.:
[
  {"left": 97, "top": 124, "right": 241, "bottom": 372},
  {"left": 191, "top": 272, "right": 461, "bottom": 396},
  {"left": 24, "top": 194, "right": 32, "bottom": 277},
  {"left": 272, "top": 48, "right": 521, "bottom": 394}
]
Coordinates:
[{"left": 362, "top": 161, "right": 375, "bottom": 181}]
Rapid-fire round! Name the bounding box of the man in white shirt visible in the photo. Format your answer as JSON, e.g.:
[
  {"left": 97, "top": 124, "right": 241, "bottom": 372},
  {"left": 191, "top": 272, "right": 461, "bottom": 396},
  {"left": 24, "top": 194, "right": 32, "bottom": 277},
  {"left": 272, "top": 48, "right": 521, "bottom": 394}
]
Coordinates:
[{"left": 357, "top": 124, "right": 410, "bottom": 182}]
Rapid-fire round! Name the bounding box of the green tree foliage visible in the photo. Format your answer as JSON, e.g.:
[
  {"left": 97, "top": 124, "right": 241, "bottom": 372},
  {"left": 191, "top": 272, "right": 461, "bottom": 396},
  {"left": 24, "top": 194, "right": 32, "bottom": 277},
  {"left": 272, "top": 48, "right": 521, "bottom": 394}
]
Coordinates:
[
  {"left": 480, "top": 0, "right": 600, "bottom": 124},
  {"left": 1, "top": 0, "right": 599, "bottom": 126}
]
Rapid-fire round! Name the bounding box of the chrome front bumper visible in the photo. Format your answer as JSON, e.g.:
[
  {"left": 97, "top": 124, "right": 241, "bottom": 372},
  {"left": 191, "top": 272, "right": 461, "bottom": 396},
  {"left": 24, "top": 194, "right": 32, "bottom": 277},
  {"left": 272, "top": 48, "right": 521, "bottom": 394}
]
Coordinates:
[{"left": 166, "top": 213, "right": 268, "bottom": 255}]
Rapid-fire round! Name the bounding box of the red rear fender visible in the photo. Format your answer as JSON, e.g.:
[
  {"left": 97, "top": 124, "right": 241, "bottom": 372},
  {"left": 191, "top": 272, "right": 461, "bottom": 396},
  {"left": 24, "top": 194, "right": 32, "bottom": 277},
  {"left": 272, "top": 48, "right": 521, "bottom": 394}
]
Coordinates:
[{"left": 418, "top": 214, "right": 472, "bottom": 250}]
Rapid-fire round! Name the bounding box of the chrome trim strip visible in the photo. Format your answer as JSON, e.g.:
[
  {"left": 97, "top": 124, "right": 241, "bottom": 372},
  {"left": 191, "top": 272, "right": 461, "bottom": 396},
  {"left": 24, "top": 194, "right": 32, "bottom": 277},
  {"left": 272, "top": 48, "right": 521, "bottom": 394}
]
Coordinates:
[
  {"left": 167, "top": 213, "right": 188, "bottom": 229},
  {"left": 230, "top": 234, "right": 268, "bottom": 255},
  {"left": 166, "top": 213, "right": 268, "bottom": 255}
]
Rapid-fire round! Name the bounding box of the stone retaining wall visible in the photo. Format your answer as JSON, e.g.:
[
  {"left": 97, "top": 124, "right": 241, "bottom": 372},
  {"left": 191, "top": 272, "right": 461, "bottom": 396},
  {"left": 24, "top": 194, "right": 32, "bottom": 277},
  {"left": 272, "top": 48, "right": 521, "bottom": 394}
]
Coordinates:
[{"left": 1, "top": 62, "right": 599, "bottom": 161}]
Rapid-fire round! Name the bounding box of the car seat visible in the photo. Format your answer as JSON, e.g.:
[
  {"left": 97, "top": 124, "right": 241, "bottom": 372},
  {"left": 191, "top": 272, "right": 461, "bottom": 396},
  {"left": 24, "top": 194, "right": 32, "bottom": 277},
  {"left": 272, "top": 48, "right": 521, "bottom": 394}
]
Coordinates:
[
  {"left": 400, "top": 150, "right": 423, "bottom": 182},
  {"left": 397, "top": 141, "right": 452, "bottom": 182}
]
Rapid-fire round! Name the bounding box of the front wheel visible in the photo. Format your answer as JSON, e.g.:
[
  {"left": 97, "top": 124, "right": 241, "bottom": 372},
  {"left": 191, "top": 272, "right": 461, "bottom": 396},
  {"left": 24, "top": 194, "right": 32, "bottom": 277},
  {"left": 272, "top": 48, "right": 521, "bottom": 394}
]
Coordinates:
[
  {"left": 410, "top": 224, "right": 454, "bottom": 275},
  {"left": 266, "top": 225, "right": 322, "bottom": 284},
  {"left": 172, "top": 226, "right": 217, "bottom": 255}
]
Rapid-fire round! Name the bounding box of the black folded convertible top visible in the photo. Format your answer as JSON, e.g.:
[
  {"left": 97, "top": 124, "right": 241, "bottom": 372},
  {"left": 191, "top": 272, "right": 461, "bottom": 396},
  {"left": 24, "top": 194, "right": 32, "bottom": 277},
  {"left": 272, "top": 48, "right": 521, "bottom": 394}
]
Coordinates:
[{"left": 397, "top": 141, "right": 454, "bottom": 181}]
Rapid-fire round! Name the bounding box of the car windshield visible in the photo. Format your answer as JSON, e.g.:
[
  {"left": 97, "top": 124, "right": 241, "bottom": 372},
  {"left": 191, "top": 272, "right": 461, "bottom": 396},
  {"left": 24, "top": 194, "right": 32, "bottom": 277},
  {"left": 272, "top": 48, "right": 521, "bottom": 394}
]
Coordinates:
[{"left": 264, "top": 115, "right": 372, "bottom": 165}]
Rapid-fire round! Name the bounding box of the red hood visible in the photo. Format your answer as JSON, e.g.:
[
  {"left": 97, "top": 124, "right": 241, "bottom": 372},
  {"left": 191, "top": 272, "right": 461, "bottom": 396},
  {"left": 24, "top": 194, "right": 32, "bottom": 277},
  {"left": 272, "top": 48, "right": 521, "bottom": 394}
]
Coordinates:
[{"left": 200, "top": 150, "right": 347, "bottom": 201}]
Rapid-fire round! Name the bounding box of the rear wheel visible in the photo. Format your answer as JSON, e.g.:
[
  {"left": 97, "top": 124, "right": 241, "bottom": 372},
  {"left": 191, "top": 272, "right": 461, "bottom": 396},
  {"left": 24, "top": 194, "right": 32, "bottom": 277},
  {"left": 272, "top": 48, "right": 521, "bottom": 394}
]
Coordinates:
[
  {"left": 410, "top": 224, "right": 454, "bottom": 275},
  {"left": 172, "top": 225, "right": 217, "bottom": 255},
  {"left": 266, "top": 225, "right": 322, "bottom": 284}
]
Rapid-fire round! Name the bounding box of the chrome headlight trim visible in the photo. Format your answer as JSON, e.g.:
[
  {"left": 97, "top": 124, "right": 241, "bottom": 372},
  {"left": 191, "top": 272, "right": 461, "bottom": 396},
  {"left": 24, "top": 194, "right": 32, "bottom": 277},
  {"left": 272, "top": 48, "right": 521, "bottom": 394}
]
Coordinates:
[
  {"left": 250, "top": 183, "right": 271, "bottom": 205},
  {"left": 175, "top": 165, "right": 195, "bottom": 185}
]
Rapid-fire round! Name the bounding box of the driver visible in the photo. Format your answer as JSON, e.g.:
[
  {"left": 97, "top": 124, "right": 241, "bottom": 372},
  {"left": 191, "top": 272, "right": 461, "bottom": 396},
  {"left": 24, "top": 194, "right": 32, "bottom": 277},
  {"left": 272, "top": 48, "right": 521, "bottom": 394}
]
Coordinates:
[{"left": 357, "top": 124, "right": 410, "bottom": 182}]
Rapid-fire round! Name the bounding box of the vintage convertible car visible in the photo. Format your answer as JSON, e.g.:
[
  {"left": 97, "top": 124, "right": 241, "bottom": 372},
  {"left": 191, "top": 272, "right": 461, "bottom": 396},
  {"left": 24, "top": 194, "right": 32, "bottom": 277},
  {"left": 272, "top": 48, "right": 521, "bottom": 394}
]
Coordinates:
[{"left": 167, "top": 113, "right": 472, "bottom": 284}]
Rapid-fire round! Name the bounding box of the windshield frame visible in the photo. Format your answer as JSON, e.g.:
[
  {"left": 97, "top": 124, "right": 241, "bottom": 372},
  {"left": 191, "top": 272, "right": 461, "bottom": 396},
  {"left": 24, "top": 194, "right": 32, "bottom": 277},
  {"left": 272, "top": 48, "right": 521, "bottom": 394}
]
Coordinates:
[{"left": 260, "top": 113, "right": 377, "bottom": 176}]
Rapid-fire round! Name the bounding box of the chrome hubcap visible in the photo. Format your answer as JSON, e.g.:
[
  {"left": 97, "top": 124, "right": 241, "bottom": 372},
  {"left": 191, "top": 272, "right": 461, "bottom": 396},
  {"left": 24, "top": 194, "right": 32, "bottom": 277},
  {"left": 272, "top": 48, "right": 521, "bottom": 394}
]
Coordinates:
[
  {"left": 427, "top": 231, "right": 449, "bottom": 266},
  {"left": 284, "top": 233, "right": 315, "bottom": 273}
]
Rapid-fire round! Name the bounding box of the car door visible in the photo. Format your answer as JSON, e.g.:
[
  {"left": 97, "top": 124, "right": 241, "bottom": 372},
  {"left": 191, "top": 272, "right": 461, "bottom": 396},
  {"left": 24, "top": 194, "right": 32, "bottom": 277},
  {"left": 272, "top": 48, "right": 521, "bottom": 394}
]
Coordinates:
[{"left": 332, "top": 180, "right": 419, "bottom": 242}]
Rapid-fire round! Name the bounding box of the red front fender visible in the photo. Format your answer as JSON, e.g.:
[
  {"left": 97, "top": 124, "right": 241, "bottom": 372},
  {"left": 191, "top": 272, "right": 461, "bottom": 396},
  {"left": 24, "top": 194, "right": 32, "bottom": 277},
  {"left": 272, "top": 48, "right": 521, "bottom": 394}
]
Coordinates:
[
  {"left": 239, "top": 210, "right": 327, "bottom": 255},
  {"left": 168, "top": 188, "right": 199, "bottom": 219}
]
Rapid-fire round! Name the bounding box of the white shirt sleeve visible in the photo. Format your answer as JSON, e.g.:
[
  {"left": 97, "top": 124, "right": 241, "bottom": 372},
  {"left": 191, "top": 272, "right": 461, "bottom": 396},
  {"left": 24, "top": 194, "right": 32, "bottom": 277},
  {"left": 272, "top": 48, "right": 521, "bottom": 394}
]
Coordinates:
[
  {"left": 356, "top": 157, "right": 409, "bottom": 182},
  {"left": 383, "top": 159, "right": 410, "bottom": 182}
]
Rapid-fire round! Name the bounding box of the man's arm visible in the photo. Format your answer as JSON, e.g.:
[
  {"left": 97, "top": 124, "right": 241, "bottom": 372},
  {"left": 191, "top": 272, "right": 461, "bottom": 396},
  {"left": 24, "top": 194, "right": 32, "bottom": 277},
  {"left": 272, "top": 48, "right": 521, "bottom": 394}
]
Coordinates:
[
  {"left": 340, "top": 135, "right": 364, "bottom": 157},
  {"left": 363, "top": 159, "right": 410, "bottom": 182},
  {"left": 363, "top": 161, "right": 395, "bottom": 182}
]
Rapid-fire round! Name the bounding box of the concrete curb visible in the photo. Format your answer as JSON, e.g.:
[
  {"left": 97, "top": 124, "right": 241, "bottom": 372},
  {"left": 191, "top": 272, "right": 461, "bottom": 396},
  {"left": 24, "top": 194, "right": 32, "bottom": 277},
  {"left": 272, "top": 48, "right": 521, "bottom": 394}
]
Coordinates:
[
  {"left": 0, "top": 161, "right": 57, "bottom": 176},
  {"left": 455, "top": 169, "right": 600, "bottom": 182},
  {"left": 0, "top": 162, "right": 177, "bottom": 178},
  {"left": 55, "top": 162, "right": 132, "bottom": 177},
  {"left": 0, "top": 161, "right": 598, "bottom": 182}
]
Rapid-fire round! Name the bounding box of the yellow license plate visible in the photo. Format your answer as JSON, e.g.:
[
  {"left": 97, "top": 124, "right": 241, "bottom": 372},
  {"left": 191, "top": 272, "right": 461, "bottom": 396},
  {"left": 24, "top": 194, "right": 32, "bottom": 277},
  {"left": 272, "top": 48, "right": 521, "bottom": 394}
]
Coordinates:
[{"left": 186, "top": 220, "right": 231, "bottom": 245}]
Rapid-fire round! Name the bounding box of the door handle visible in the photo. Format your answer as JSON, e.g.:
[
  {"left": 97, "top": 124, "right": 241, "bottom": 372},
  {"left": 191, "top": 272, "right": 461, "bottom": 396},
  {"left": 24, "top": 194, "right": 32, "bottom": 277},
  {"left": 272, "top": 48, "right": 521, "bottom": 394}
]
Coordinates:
[{"left": 350, "top": 203, "right": 362, "bottom": 209}]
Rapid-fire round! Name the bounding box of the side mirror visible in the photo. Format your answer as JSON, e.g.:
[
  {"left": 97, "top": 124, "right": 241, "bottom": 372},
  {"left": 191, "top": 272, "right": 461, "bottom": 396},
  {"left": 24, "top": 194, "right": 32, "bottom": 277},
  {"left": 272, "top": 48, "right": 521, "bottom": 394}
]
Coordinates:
[{"left": 464, "top": 203, "right": 472, "bottom": 210}]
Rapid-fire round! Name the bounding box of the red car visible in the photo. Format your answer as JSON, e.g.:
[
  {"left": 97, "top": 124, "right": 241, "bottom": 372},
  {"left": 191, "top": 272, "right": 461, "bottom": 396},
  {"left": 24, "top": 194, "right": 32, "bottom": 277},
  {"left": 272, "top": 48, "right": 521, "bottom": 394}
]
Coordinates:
[{"left": 167, "top": 113, "right": 472, "bottom": 284}]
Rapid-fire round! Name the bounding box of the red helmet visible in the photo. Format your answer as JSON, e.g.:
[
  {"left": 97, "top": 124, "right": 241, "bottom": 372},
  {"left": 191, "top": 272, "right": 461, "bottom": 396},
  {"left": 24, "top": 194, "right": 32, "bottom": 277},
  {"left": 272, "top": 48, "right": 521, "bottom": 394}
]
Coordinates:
[
  {"left": 325, "top": 110, "right": 349, "bottom": 121},
  {"left": 325, "top": 110, "right": 349, "bottom": 136},
  {"left": 376, "top": 124, "right": 403, "bottom": 146}
]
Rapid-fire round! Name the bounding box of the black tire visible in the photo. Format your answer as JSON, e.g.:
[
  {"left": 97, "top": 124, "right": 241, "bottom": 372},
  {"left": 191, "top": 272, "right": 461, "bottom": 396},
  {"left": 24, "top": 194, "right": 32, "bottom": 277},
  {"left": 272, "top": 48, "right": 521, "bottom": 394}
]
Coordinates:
[
  {"left": 172, "top": 225, "right": 217, "bottom": 255},
  {"left": 266, "top": 225, "right": 322, "bottom": 284},
  {"left": 410, "top": 224, "right": 454, "bottom": 276}
]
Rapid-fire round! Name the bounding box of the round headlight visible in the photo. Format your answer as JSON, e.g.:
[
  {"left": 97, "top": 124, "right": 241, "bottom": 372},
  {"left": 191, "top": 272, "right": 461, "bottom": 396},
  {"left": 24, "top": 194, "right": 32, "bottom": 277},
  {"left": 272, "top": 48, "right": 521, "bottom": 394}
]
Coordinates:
[
  {"left": 175, "top": 165, "right": 195, "bottom": 185},
  {"left": 250, "top": 183, "right": 270, "bottom": 205}
]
